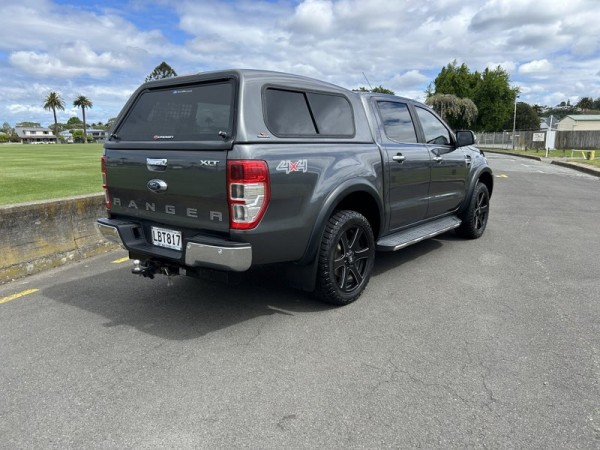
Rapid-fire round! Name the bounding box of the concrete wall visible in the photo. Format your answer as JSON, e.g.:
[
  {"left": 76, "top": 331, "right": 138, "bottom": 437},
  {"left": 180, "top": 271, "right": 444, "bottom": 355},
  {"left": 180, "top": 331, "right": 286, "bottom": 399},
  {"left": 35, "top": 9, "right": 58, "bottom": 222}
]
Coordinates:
[{"left": 0, "top": 194, "right": 117, "bottom": 283}]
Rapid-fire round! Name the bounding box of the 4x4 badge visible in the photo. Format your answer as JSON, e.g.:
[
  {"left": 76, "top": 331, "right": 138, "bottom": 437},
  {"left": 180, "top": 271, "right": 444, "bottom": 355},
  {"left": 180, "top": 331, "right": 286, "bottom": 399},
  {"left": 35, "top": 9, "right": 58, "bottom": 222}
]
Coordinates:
[{"left": 277, "top": 160, "right": 308, "bottom": 174}]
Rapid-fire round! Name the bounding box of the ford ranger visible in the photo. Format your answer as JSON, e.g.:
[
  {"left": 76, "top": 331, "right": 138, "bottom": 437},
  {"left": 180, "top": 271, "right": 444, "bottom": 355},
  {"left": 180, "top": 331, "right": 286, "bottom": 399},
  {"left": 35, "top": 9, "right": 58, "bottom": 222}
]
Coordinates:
[{"left": 97, "top": 69, "right": 493, "bottom": 305}]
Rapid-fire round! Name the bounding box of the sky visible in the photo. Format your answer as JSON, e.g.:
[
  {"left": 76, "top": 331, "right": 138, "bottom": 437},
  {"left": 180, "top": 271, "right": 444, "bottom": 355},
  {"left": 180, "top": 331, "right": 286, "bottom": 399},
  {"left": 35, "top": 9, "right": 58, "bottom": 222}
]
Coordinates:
[{"left": 1, "top": 0, "right": 599, "bottom": 128}]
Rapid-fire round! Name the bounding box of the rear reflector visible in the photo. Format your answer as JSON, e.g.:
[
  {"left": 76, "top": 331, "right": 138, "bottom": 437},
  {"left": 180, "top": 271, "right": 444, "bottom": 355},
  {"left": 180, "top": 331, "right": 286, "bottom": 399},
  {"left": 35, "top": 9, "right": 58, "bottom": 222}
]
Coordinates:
[{"left": 101, "top": 155, "right": 110, "bottom": 209}]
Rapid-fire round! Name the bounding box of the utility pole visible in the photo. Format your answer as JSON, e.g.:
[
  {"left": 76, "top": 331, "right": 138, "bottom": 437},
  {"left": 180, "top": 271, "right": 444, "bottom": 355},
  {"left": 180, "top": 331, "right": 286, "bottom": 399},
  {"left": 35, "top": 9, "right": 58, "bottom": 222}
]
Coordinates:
[{"left": 511, "top": 95, "right": 519, "bottom": 150}]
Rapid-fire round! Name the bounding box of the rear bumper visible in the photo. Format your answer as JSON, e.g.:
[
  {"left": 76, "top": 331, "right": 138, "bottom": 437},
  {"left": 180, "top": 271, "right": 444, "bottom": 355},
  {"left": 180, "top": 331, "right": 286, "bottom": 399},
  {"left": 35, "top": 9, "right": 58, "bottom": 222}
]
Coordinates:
[{"left": 96, "top": 218, "right": 252, "bottom": 272}]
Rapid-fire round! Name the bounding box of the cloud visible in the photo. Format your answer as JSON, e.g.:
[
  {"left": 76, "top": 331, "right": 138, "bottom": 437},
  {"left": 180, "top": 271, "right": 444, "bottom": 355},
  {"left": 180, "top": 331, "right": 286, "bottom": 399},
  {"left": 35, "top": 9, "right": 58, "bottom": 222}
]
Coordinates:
[
  {"left": 290, "top": 0, "right": 334, "bottom": 34},
  {"left": 518, "top": 59, "right": 553, "bottom": 75},
  {"left": 1, "top": 0, "right": 600, "bottom": 127},
  {"left": 9, "top": 41, "right": 136, "bottom": 79}
]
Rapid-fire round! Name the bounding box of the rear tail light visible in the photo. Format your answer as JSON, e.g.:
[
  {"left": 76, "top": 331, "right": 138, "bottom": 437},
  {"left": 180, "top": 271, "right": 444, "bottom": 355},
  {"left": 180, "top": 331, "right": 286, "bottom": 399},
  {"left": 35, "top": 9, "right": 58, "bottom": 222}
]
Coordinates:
[
  {"left": 101, "top": 155, "right": 110, "bottom": 209},
  {"left": 227, "top": 160, "right": 270, "bottom": 230}
]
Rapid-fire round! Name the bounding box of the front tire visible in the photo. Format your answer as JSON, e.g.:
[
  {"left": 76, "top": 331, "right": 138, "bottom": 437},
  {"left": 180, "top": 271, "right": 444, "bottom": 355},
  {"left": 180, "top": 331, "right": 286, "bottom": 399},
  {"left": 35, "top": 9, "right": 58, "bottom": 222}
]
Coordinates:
[
  {"left": 315, "top": 210, "right": 375, "bottom": 305},
  {"left": 457, "top": 182, "right": 490, "bottom": 239}
]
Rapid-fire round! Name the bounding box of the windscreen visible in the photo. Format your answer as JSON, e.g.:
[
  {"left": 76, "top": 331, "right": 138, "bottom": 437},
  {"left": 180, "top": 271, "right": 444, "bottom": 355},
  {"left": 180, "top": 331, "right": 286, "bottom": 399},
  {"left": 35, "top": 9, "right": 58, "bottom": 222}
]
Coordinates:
[{"left": 116, "top": 81, "right": 234, "bottom": 141}]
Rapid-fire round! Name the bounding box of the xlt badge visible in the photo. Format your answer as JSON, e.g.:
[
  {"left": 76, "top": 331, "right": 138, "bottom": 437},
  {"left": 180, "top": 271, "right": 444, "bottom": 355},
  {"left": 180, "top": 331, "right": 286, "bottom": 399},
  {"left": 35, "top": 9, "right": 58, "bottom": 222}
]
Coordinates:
[{"left": 147, "top": 179, "right": 168, "bottom": 193}]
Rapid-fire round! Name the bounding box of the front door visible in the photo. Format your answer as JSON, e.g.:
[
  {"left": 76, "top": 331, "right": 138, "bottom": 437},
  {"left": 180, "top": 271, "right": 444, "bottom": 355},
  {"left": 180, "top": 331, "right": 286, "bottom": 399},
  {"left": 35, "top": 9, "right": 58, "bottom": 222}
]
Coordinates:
[{"left": 413, "top": 106, "right": 469, "bottom": 218}]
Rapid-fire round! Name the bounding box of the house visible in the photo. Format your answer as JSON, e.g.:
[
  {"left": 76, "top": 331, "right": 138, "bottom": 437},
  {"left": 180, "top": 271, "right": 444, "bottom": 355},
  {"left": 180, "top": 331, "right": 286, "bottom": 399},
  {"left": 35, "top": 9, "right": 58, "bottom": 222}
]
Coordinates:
[
  {"left": 556, "top": 115, "right": 600, "bottom": 131},
  {"left": 14, "top": 127, "right": 57, "bottom": 144},
  {"left": 88, "top": 129, "right": 108, "bottom": 142},
  {"left": 60, "top": 128, "right": 108, "bottom": 143},
  {"left": 59, "top": 130, "right": 74, "bottom": 143}
]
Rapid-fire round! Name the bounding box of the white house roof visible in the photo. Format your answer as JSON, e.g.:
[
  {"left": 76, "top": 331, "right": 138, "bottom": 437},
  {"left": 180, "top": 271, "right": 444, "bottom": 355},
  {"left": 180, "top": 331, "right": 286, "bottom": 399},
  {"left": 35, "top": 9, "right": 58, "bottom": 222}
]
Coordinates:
[
  {"left": 562, "top": 115, "right": 600, "bottom": 121},
  {"left": 14, "top": 127, "right": 56, "bottom": 138}
]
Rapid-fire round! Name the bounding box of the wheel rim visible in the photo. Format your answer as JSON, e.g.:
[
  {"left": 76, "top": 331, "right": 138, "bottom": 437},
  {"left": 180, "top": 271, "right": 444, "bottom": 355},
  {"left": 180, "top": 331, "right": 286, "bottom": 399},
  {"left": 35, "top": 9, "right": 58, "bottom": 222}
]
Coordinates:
[
  {"left": 332, "top": 225, "right": 372, "bottom": 293},
  {"left": 474, "top": 190, "right": 489, "bottom": 230}
]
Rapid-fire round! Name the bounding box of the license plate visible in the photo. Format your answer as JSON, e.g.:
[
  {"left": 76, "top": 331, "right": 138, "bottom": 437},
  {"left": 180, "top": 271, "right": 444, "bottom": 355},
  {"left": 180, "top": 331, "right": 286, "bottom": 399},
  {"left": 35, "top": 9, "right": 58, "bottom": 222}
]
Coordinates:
[{"left": 151, "top": 226, "right": 182, "bottom": 251}]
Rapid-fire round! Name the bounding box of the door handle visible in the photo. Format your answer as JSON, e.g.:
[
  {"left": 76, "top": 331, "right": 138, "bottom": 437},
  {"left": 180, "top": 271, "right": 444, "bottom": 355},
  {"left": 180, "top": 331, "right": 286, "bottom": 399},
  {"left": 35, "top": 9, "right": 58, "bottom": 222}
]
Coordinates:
[
  {"left": 432, "top": 156, "right": 443, "bottom": 163},
  {"left": 465, "top": 155, "right": 472, "bottom": 166},
  {"left": 392, "top": 154, "right": 406, "bottom": 163}
]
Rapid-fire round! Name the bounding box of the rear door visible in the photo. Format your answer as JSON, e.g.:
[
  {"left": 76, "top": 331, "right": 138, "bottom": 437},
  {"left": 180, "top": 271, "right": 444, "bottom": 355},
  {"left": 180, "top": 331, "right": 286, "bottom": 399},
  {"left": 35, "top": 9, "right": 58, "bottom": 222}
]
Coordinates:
[
  {"left": 374, "top": 100, "right": 431, "bottom": 230},
  {"left": 104, "top": 79, "right": 235, "bottom": 233}
]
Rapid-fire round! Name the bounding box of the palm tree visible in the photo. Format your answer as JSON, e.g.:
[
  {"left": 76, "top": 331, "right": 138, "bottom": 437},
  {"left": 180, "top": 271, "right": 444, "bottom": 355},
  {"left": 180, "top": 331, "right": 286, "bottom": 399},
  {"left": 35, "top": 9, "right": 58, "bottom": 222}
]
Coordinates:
[
  {"left": 73, "top": 95, "right": 93, "bottom": 143},
  {"left": 43, "top": 92, "right": 65, "bottom": 139}
]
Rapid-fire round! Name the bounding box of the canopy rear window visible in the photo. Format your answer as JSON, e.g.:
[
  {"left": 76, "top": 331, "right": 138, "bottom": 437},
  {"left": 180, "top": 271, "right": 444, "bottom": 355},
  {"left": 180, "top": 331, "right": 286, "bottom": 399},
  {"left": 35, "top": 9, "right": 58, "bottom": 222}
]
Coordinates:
[
  {"left": 264, "top": 88, "right": 355, "bottom": 137},
  {"left": 116, "top": 81, "right": 234, "bottom": 141}
]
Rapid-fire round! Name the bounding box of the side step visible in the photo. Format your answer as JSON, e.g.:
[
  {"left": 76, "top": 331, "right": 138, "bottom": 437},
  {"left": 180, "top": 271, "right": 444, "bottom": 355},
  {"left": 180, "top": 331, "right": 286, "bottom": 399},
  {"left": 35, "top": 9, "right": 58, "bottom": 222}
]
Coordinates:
[{"left": 377, "top": 216, "right": 462, "bottom": 251}]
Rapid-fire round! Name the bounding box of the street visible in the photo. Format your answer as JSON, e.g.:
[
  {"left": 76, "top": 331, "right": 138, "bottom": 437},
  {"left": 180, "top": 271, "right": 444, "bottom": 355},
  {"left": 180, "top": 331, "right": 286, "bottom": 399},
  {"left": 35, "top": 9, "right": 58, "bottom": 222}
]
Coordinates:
[{"left": 1, "top": 153, "right": 599, "bottom": 448}]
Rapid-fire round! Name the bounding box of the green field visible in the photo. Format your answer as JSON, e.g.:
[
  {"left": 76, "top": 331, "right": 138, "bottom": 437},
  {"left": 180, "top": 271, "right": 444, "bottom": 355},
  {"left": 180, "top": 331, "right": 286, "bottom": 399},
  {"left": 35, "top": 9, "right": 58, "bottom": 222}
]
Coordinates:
[{"left": 0, "top": 143, "right": 104, "bottom": 206}]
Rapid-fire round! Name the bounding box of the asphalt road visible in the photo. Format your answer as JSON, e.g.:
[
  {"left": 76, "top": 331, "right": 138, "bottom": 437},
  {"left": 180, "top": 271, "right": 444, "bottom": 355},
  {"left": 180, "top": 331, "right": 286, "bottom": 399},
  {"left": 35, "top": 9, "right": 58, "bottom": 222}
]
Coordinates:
[{"left": 1, "top": 153, "right": 599, "bottom": 449}]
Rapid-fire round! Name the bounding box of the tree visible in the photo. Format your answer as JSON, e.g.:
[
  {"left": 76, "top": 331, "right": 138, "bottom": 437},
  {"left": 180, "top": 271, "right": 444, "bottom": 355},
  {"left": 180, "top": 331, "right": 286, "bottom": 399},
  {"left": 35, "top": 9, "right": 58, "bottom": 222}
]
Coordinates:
[
  {"left": 71, "top": 129, "right": 85, "bottom": 143},
  {"left": 73, "top": 96, "right": 92, "bottom": 143},
  {"left": 43, "top": 91, "right": 65, "bottom": 137},
  {"left": 506, "top": 102, "right": 540, "bottom": 130},
  {"left": 472, "top": 66, "right": 518, "bottom": 132},
  {"left": 371, "top": 85, "right": 395, "bottom": 95},
  {"left": 66, "top": 116, "right": 83, "bottom": 128},
  {"left": 353, "top": 85, "right": 395, "bottom": 94},
  {"left": 16, "top": 121, "right": 41, "bottom": 128},
  {"left": 426, "top": 94, "right": 478, "bottom": 129},
  {"left": 432, "top": 60, "right": 479, "bottom": 99},
  {"left": 576, "top": 97, "right": 594, "bottom": 111},
  {"left": 429, "top": 61, "right": 518, "bottom": 132},
  {"left": 1, "top": 122, "right": 12, "bottom": 134},
  {"left": 145, "top": 61, "right": 177, "bottom": 82}
]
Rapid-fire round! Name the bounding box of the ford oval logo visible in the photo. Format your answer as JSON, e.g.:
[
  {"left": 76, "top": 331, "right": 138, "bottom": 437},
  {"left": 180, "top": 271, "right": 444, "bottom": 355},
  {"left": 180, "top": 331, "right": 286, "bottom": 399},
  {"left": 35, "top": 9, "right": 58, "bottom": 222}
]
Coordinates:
[{"left": 147, "top": 179, "right": 168, "bottom": 193}]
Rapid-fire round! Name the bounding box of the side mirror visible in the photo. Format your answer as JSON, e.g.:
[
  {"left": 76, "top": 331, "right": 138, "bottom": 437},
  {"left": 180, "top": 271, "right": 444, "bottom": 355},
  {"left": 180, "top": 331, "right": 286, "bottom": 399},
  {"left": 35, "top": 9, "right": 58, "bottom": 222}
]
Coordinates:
[{"left": 456, "top": 130, "right": 475, "bottom": 147}]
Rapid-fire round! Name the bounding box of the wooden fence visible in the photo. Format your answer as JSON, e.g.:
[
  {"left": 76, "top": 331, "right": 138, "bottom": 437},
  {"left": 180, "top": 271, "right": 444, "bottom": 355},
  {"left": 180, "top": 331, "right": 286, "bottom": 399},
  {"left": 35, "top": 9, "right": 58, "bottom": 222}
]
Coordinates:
[
  {"left": 554, "top": 131, "right": 600, "bottom": 150},
  {"left": 477, "top": 130, "right": 600, "bottom": 150}
]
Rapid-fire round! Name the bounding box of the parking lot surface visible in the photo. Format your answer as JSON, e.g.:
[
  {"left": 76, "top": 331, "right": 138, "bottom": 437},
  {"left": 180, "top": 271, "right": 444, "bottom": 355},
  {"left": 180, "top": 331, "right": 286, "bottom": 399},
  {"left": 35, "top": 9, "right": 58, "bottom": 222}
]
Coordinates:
[{"left": 1, "top": 153, "right": 599, "bottom": 448}]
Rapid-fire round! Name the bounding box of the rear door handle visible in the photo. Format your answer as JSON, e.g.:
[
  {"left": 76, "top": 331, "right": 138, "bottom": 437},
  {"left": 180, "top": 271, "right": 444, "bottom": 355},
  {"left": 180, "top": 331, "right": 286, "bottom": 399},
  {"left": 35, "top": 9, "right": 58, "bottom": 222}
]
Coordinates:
[
  {"left": 465, "top": 155, "right": 472, "bottom": 166},
  {"left": 392, "top": 154, "right": 406, "bottom": 163}
]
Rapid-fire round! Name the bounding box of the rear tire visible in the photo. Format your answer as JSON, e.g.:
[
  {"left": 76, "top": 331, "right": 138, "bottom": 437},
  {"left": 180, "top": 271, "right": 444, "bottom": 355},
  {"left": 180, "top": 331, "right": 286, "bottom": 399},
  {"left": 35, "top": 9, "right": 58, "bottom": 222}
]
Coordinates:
[
  {"left": 457, "top": 182, "right": 490, "bottom": 239},
  {"left": 314, "top": 210, "right": 375, "bottom": 306}
]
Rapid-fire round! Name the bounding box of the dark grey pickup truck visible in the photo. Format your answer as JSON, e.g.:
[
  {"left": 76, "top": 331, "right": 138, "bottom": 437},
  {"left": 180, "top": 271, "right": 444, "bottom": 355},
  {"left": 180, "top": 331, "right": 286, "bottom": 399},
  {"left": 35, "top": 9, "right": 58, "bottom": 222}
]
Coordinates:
[{"left": 97, "top": 69, "right": 493, "bottom": 305}]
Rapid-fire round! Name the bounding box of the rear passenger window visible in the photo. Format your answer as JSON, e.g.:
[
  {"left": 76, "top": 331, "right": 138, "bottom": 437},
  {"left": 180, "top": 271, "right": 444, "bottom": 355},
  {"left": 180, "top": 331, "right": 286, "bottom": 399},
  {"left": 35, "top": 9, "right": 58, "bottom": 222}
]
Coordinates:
[
  {"left": 376, "top": 101, "right": 417, "bottom": 143},
  {"left": 265, "top": 88, "right": 354, "bottom": 137}
]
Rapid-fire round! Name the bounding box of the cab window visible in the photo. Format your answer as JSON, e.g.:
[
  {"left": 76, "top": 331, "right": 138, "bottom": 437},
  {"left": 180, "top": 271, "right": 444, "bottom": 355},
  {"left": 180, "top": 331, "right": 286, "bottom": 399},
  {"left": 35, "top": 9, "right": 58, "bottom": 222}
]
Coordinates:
[
  {"left": 415, "top": 107, "right": 452, "bottom": 145},
  {"left": 376, "top": 101, "right": 418, "bottom": 143}
]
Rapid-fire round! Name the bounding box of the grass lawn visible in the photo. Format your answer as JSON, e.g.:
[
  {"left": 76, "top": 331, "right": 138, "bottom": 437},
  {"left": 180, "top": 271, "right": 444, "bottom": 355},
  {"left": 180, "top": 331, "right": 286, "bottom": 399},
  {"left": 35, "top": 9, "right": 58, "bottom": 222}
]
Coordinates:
[{"left": 0, "top": 143, "right": 104, "bottom": 206}]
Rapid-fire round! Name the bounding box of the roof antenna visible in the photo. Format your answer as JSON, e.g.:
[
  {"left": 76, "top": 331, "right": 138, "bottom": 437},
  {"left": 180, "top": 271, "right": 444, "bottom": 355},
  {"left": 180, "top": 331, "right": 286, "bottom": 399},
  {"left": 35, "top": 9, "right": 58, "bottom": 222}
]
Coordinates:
[{"left": 362, "top": 72, "right": 373, "bottom": 90}]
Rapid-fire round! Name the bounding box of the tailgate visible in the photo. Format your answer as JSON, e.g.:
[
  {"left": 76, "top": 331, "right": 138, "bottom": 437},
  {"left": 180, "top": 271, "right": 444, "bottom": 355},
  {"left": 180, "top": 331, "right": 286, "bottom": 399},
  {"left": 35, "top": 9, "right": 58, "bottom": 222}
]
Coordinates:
[
  {"left": 105, "top": 148, "right": 229, "bottom": 232},
  {"left": 104, "top": 78, "right": 236, "bottom": 233}
]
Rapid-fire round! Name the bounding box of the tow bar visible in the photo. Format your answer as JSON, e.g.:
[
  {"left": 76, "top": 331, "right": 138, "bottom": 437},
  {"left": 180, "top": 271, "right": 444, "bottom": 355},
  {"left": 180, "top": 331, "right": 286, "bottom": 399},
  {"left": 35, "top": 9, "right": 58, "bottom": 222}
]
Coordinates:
[{"left": 132, "top": 260, "right": 177, "bottom": 286}]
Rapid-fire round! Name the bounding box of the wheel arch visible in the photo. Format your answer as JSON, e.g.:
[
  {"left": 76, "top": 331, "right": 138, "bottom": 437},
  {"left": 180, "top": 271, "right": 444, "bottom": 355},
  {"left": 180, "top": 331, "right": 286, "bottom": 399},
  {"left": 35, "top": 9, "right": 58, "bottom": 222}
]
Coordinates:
[
  {"left": 298, "top": 180, "right": 383, "bottom": 266},
  {"left": 478, "top": 169, "right": 494, "bottom": 198},
  {"left": 459, "top": 167, "right": 494, "bottom": 215}
]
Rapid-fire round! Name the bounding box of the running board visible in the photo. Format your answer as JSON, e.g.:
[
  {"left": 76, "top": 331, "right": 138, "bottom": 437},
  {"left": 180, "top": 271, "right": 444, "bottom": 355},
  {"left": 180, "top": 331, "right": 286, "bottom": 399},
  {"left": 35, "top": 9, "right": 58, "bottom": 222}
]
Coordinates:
[{"left": 377, "top": 216, "right": 462, "bottom": 251}]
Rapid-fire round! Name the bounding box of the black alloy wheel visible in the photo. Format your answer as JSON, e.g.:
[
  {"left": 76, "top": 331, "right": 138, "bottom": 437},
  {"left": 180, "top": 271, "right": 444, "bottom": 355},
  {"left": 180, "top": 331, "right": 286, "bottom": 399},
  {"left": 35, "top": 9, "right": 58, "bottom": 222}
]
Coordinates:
[
  {"left": 315, "top": 210, "right": 375, "bottom": 305},
  {"left": 457, "top": 182, "right": 490, "bottom": 239}
]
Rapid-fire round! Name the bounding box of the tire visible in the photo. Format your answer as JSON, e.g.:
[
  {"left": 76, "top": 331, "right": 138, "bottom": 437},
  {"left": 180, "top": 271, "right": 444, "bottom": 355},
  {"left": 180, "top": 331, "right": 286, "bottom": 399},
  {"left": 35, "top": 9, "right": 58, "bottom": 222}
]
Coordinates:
[
  {"left": 315, "top": 210, "right": 375, "bottom": 305},
  {"left": 456, "top": 182, "right": 490, "bottom": 239}
]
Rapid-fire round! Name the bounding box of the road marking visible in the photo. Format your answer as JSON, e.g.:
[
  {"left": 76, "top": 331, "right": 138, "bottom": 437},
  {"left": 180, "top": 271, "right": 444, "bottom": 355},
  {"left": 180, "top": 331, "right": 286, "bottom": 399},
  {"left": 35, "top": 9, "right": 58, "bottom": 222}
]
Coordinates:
[
  {"left": 112, "top": 257, "right": 130, "bottom": 264},
  {"left": 0, "top": 289, "right": 39, "bottom": 305},
  {"left": 496, "top": 174, "right": 508, "bottom": 178}
]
